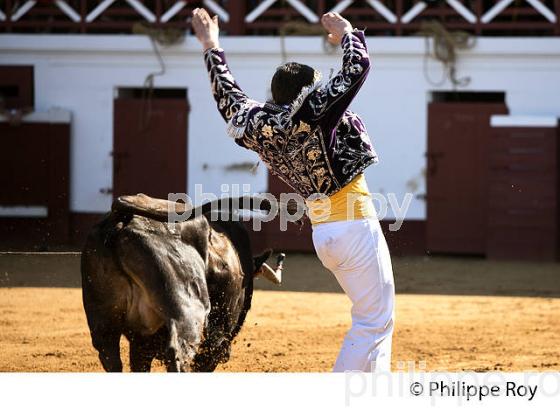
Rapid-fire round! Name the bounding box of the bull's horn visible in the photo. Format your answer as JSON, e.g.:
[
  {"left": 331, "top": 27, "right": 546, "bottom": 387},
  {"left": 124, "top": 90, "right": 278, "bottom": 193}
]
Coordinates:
[{"left": 256, "top": 263, "right": 282, "bottom": 285}]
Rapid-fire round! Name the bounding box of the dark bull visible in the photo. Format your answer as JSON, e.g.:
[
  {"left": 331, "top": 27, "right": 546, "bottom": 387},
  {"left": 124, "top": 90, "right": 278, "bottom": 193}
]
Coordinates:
[{"left": 81, "top": 194, "right": 287, "bottom": 372}]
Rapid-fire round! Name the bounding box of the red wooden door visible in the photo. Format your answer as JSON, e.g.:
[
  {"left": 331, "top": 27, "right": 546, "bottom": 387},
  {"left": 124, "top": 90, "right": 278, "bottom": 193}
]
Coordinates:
[
  {"left": 487, "top": 125, "right": 559, "bottom": 260},
  {"left": 0, "top": 122, "right": 70, "bottom": 248},
  {"left": 113, "top": 97, "right": 188, "bottom": 198},
  {"left": 426, "top": 102, "right": 508, "bottom": 254}
]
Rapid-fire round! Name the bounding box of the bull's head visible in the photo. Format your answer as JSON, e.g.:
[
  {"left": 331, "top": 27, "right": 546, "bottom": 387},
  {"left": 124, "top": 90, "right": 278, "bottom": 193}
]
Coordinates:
[
  {"left": 190, "top": 247, "right": 284, "bottom": 372},
  {"left": 164, "top": 216, "right": 286, "bottom": 372}
]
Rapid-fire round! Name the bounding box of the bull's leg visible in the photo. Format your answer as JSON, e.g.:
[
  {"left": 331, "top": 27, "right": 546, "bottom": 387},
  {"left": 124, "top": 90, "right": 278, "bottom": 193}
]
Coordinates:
[
  {"left": 92, "top": 329, "right": 123, "bottom": 372},
  {"left": 164, "top": 320, "right": 182, "bottom": 372},
  {"left": 129, "top": 337, "right": 156, "bottom": 372},
  {"left": 164, "top": 319, "right": 202, "bottom": 372}
]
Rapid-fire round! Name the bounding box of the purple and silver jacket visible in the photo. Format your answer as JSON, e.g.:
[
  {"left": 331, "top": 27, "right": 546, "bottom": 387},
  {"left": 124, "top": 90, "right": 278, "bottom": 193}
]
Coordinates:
[{"left": 203, "top": 30, "right": 378, "bottom": 198}]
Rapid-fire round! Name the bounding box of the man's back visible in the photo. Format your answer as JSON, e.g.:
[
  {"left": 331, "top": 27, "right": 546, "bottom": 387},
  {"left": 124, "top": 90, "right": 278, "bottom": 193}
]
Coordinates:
[{"left": 204, "top": 30, "right": 377, "bottom": 198}]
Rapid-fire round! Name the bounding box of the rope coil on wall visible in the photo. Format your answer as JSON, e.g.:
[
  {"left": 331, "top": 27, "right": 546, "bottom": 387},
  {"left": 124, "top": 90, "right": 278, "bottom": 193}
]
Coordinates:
[{"left": 418, "top": 20, "right": 476, "bottom": 88}]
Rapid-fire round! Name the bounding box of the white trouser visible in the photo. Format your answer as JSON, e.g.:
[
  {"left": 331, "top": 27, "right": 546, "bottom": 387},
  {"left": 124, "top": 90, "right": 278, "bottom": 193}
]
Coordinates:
[{"left": 312, "top": 218, "right": 395, "bottom": 372}]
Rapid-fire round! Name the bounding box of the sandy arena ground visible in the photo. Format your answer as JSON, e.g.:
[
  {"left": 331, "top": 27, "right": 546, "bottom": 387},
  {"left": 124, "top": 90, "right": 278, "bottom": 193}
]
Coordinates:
[{"left": 1, "top": 253, "right": 559, "bottom": 372}]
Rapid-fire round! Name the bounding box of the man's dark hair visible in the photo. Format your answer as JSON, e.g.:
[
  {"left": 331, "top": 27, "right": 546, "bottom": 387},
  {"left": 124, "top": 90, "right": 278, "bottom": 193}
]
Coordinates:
[{"left": 271, "top": 62, "right": 317, "bottom": 106}]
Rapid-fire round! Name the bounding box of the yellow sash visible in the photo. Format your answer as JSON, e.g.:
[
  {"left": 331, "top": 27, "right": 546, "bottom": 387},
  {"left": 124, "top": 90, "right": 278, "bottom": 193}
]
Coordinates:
[{"left": 306, "top": 174, "right": 375, "bottom": 225}]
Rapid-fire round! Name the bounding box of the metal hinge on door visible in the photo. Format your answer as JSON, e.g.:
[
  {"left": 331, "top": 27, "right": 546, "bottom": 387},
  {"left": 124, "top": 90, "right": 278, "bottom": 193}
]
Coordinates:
[{"left": 425, "top": 151, "right": 444, "bottom": 176}]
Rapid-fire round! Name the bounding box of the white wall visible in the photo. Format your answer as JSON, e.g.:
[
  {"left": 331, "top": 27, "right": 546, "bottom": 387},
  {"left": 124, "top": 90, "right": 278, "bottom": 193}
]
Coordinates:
[{"left": 1, "top": 34, "right": 560, "bottom": 219}]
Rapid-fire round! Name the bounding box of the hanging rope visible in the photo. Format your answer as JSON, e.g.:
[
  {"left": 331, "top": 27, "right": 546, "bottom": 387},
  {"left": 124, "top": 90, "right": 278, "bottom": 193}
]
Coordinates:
[
  {"left": 132, "top": 22, "right": 185, "bottom": 130},
  {"left": 418, "top": 20, "right": 476, "bottom": 88}
]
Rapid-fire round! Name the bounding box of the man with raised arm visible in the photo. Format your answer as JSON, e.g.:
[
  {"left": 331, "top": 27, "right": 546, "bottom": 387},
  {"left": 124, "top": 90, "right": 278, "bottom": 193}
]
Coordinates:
[{"left": 192, "top": 8, "right": 395, "bottom": 372}]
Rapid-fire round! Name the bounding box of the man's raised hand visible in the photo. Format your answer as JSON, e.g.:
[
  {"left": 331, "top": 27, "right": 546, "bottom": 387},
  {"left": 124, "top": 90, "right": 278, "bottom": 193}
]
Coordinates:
[
  {"left": 321, "top": 12, "right": 353, "bottom": 45},
  {"left": 192, "top": 8, "right": 220, "bottom": 51}
]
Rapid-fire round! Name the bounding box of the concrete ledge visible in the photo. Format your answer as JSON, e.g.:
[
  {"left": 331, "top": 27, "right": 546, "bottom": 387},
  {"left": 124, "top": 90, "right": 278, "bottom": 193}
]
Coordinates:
[
  {"left": 491, "top": 115, "right": 558, "bottom": 128},
  {"left": 0, "top": 206, "right": 48, "bottom": 218},
  {"left": 0, "top": 108, "right": 71, "bottom": 124}
]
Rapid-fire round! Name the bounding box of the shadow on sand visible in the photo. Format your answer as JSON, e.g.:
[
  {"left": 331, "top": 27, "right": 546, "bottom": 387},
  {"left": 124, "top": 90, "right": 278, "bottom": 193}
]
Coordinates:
[{"left": 1, "top": 252, "right": 559, "bottom": 297}]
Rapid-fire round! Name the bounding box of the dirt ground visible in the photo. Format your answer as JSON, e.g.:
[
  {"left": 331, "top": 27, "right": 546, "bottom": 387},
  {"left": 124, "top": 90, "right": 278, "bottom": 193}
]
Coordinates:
[{"left": 1, "top": 253, "right": 559, "bottom": 372}]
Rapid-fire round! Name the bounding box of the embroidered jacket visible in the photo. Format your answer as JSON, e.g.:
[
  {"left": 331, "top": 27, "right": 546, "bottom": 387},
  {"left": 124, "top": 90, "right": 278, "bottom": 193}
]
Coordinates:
[{"left": 203, "top": 30, "right": 378, "bottom": 198}]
